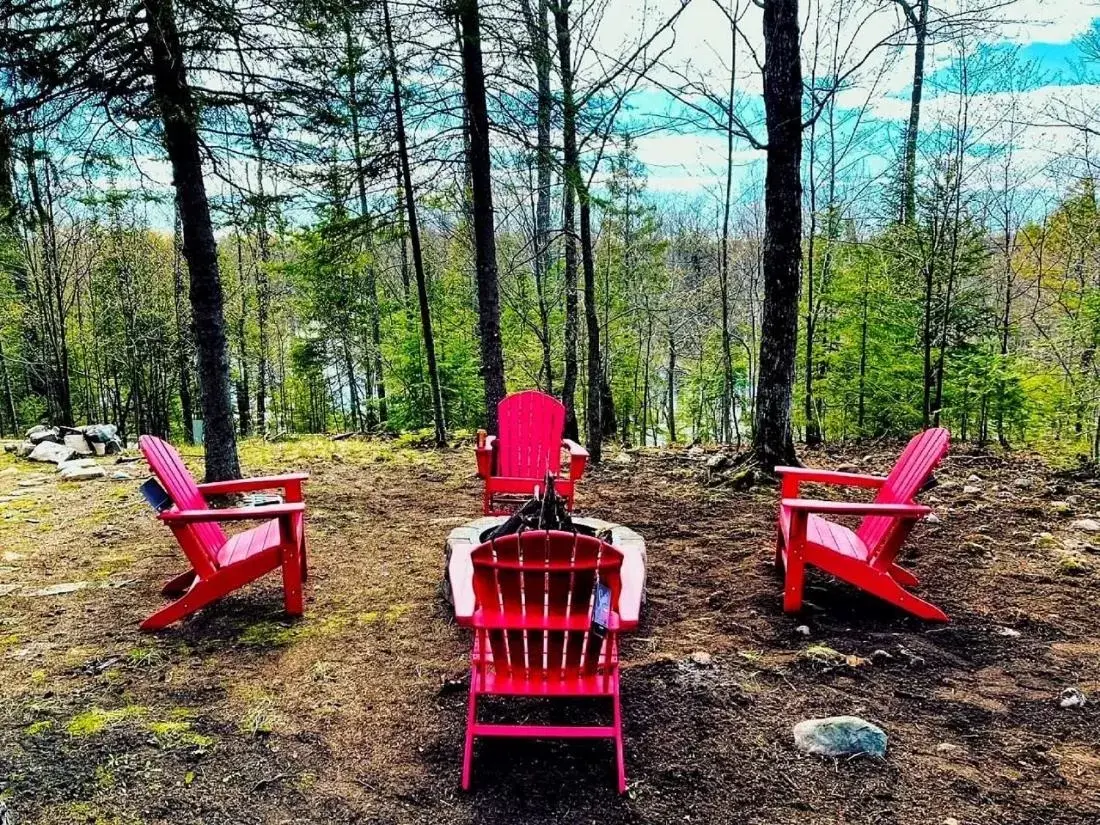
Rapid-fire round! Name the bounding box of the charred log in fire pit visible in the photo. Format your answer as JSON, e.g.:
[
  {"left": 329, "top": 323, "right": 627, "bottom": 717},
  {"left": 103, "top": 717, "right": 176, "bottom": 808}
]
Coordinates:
[{"left": 486, "top": 473, "right": 574, "bottom": 540}]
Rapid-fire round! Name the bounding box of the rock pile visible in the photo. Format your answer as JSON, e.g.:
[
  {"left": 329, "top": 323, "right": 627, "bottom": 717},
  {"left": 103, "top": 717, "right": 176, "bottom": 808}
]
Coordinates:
[{"left": 3, "top": 424, "right": 123, "bottom": 480}]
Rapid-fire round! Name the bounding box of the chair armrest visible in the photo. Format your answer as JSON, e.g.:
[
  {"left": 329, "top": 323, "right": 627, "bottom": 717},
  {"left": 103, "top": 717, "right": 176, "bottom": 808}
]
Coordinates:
[
  {"left": 475, "top": 436, "right": 496, "bottom": 479},
  {"left": 775, "top": 466, "right": 887, "bottom": 498},
  {"left": 775, "top": 466, "right": 886, "bottom": 487},
  {"left": 159, "top": 502, "right": 306, "bottom": 524},
  {"left": 198, "top": 473, "right": 309, "bottom": 499},
  {"left": 781, "top": 498, "right": 931, "bottom": 518},
  {"left": 563, "top": 439, "right": 588, "bottom": 481}
]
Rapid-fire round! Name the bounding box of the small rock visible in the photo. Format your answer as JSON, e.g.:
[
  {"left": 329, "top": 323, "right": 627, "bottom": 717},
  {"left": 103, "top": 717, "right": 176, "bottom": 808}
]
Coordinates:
[
  {"left": 792, "top": 716, "right": 887, "bottom": 758},
  {"left": 1065, "top": 494, "right": 1082, "bottom": 506},
  {"left": 59, "top": 464, "right": 105, "bottom": 481},
  {"left": 800, "top": 644, "right": 844, "bottom": 665},
  {"left": 689, "top": 651, "right": 713, "bottom": 668},
  {"left": 871, "top": 649, "right": 893, "bottom": 662},
  {"left": 686, "top": 445, "right": 704, "bottom": 457},
  {"left": 924, "top": 513, "right": 941, "bottom": 524},
  {"left": 935, "top": 742, "right": 960, "bottom": 754},
  {"left": 1071, "top": 518, "right": 1100, "bottom": 532},
  {"left": 63, "top": 433, "right": 94, "bottom": 455},
  {"left": 836, "top": 463, "right": 859, "bottom": 473},
  {"left": 16, "top": 479, "right": 44, "bottom": 488},
  {"left": 994, "top": 627, "right": 1021, "bottom": 638},
  {"left": 706, "top": 452, "right": 731, "bottom": 471},
  {"left": 14, "top": 441, "right": 35, "bottom": 458},
  {"left": 110, "top": 471, "right": 132, "bottom": 480},
  {"left": 1051, "top": 501, "right": 1073, "bottom": 515},
  {"left": 28, "top": 441, "right": 76, "bottom": 464},
  {"left": 1060, "top": 687, "right": 1087, "bottom": 708},
  {"left": 962, "top": 485, "right": 981, "bottom": 495},
  {"left": 966, "top": 474, "right": 981, "bottom": 483},
  {"left": 30, "top": 582, "right": 89, "bottom": 596},
  {"left": 943, "top": 818, "right": 961, "bottom": 825},
  {"left": 1013, "top": 477, "right": 1035, "bottom": 489},
  {"left": 612, "top": 452, "right": 632, "bottom": 465},
  {"left": 795, "top": 624, "right": 810, "bottom": 637}
]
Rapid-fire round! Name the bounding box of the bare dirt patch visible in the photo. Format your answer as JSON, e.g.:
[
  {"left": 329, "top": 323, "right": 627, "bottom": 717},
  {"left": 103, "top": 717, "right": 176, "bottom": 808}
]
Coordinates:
[{"left": 1, "top": 438, "right": 1097, "bottom": 824}]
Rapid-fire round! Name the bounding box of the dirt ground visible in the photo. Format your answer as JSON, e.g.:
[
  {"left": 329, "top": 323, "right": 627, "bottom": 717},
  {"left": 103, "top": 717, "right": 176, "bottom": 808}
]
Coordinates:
[{"left": 0, "top": 436, "right": 1097, "bottom": 825}]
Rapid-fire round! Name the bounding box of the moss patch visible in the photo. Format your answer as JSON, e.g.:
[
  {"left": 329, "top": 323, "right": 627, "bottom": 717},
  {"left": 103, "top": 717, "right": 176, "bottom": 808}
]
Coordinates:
[{"left": 65, "top": 705, "right": 147, "bottom": 737}]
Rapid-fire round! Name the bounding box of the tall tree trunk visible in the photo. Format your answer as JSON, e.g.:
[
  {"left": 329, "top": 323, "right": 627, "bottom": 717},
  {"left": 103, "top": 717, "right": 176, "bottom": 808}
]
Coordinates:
[
  {"left": 344, "top": 13, "right": 386, "bottom": 428},
  {"left": 579, "top": 195, "right": 602, "bottom": 461},
  {"left": 899, "top": 0, "right": 928, "bottom": 225},
  {"left": 144, "top": 0, "right": 240, "bottom": 480},
  {"left": 553, "top": 0, "right": 580, "bottom": 441},
  {"left": 172, "top": 212, "right": 195, "bottom": 444},
  {"left": 804, "top": 105, "right": 821, "bottom": 447},
  {"left": 458, "top": 0, "right": 507, "bottom": 432},
  {"left": 719, "top": 16, "right": 737, "bottom": 445},
  {"left": 753, "top": 0, "right": 802, "bottom": 470},
  {"left": 667, "top": 331, "right": 676, "bottom": 443},
  {"left": 383, "top": 0, "right": 446, "bottom": 445},
  {"left": 234, "top": 233, "right": 252, "bottom": 436},
  {"left": 522, "top": 0, "right": 555, "bottom": 394}
]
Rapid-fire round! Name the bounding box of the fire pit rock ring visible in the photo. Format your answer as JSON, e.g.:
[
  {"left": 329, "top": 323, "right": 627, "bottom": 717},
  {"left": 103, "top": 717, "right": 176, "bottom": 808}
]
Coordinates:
[{"left": 443, "top": 516, "right": 647, "bottom": 625}]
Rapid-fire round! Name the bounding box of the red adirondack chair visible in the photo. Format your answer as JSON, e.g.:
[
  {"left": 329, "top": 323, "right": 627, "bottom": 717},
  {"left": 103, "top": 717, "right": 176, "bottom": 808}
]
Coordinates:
[
  {"left": 138, "top": 435, "right": 309, "bottom": 631},
  {"left": 774, "top": 428, "right": 950, "bottom": 622},
  {"left": 461, "top": 530, "right": 630, "bottom": 793},
  {"left": 476, "top": 390, "right": 588, "bottom": 515}
]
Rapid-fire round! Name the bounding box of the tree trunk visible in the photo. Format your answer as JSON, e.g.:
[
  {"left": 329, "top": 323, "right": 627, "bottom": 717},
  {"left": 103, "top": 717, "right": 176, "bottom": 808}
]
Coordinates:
[
  {"left": 553, "top": 2, "right": 580, "bottom": 440},
  {"left": 899, "top": 0, "right": 928, "bottom": 225},
  {"left": 143, "top": 0, "right": 240, "bottom": 480},
  {"left": 753, "top": 0, "right": 802, "bottom": 471},
  {"left": 458, "top": 0, "right": 507, "bottom": 431},
  {"left": 579, "top": 196, "right": 602, "bottom": 461},
  {"left": 383, "top": 0, "right": 446, "bottom": 446},
  {"left": 522, "top": 0, "right": 555, "bottom": 395}
]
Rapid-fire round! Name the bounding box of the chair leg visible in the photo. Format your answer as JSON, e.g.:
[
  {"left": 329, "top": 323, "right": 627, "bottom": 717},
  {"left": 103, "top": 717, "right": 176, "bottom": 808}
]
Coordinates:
[
  {"left": 612, "top": 681, "right": 627, "bottom": 794},
  {"left": 141, "top": 581, "right": 221, "bottom": 631},
  {"left": 299, "top": 529, "right": 309, "bottom": 583},
  {"left": 161, "top": 569, "right": 196, "bottom": 596},
  {"left": 774, "top": 531, "right": 785, "bottom": 570},
  {"left": 862, "top": 569, "right": 948, "bottom": 622},
  {"left": 461, "top": 683, "right": 477, "bottom": 790},
  {"left": 282, "top": 545, "right": 304, "bottom": 616},
  {"left": 889, "top": 563, "right": 919, "bottom": 587},
  {"left": 482, "top": 487, "right": 492, "bottom": 516},
  {"left": 782, "top": 547, "right": 805, "bottom": 614}
]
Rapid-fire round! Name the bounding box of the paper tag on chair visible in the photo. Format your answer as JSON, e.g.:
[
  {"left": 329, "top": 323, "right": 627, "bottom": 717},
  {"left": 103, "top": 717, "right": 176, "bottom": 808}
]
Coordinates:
[
  {"left": 591, "top": 581, "right": 611, "bottom": 638},
  {"left": 140, "top": 478, "right": 172, "bottom": 512}
]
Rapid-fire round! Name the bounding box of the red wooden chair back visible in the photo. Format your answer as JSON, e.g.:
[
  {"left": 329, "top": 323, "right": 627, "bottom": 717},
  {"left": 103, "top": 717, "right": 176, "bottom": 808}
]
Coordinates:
[
  {"left": 471, "top": 530, "right": 623, "bottom": 682},
  {"left": 495, "top": 390, "right": 566, "bottom": 479},
  {"left": 139, "top": 435, "right": 226, "bottom": 576},
  {"left": 857, "top": 427, "right": 950, "bottom": 566}
]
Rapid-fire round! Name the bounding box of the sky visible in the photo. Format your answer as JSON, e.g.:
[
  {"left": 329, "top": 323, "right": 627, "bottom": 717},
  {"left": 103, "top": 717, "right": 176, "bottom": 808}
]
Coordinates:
[{"left": 606, "top": 0, "right": 1100, "bottom": 215}]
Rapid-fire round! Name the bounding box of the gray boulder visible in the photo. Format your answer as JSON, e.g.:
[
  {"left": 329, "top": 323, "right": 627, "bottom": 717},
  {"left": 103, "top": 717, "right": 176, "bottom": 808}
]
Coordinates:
[
  {"left": 63, "top": 433, "right": 94, "bottom": 456},
  {"left": 28, "top": 441, "right": 76, "bottom": 464},
  {"left": 14, "top": 441, "right": 34, "bottom": 458},
  {"left": 81, "top": 424, "right": 122, "bottom": 453},
  {"left": 26, "top": 425, "right": 60, "bottom": 445},
  {"left": 793, "top": 715, "right": 887, "bottom": 758}
]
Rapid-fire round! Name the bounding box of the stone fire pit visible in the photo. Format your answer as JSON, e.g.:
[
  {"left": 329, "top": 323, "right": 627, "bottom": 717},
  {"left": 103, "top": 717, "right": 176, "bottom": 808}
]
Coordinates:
[{"left": 444, "top": 516, "right": 647, "bottom": 625}]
